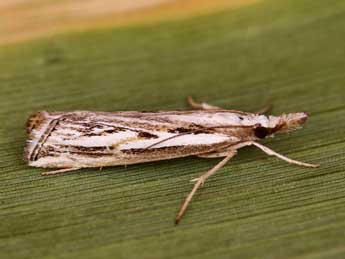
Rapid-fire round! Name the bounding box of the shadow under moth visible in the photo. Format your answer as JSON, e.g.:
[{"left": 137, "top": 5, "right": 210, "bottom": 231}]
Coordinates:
[{"left": 24, "top": 97, "right": 319, "bottom": 224}]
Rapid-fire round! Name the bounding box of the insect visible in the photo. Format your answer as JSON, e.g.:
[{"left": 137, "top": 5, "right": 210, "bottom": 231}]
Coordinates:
[{"left": 24, "top": 97, "right": 319, "bottom": 224}]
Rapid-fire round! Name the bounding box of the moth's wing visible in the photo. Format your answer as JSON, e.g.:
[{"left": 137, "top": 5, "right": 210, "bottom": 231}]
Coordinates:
[
  {"left": 197, "top": 150, "right": 237, "bottom": 158},
  {"left": 25, "top": 112, "right": 240, "bottom": 168}
]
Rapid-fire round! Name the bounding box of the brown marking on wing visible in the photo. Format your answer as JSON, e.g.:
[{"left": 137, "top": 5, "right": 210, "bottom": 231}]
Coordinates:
[
  {"left": 39, "top": 150, "right": 115, "bottom": 159},
  {"left": 167, "top": 126, "right": 210, "bottom": 134},
  {"left": 29, "top": 119, "right": 61, "bottom": 161},
  {"left": 36, "top": 144, "right": 114, "bottom": 160},
  {"left": 53, "top": 145, "right": 112, "bottom": 152},
  {"left": 26, "top": 112, "right": 47, "bottom": 134},
  {"left": 137, "top": 131, "right": 159, "bottom": 139},
  {"left": 82, "top": 127, "right": 128, "bottom": 137},
  {"left": 24, "top": 112, "right": 49, "bottom": 161},
  {"left": 167, "top": 127, "right": 192, "bottom": 133},
  {"left": 60, "top": 117, "right": 169, "bottom": 133}
]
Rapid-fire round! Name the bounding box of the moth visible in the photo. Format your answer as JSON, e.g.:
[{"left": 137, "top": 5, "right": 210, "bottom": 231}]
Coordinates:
[{"left": 24, "top": 97, "right": 319, "bottom": 224}]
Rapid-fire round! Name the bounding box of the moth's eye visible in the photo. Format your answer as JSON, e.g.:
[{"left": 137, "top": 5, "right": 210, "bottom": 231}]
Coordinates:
[{"left": 254, "top": 126, "right": 269, "bottom": 139}]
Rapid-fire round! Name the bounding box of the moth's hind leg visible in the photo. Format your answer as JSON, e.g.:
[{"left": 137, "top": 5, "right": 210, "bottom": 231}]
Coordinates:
[
  {"left": 41, "top": 168, "right": 81, "bottom": 176},
  {"left": 187, "top": 96, "right": 222, "bottom": 110},
  {"left": 176, "top": 150, "right": 237, "bottom": 224}
]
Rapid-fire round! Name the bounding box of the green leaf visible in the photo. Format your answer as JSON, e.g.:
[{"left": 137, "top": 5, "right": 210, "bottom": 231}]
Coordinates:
[{"left": 1, "top": 0, "right": 345, "bottom": 258}]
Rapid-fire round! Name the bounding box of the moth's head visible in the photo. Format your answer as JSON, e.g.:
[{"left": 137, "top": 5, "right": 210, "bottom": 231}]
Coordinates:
[{"left": 253, "top": 112, "right": 309, "bottom": 139}]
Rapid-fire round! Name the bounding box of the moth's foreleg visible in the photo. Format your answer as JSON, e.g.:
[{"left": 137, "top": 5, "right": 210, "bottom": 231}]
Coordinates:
[
  {"left": 250, "top": 142, "right": 319, "bottom": 168},
  {"left": 175, "top": 150, "right": 237, "bottom": 224},
  {"left": 41, "top": 168, "right": 82, "bottom": 176},
  {"left": 233, "top": 141, "right": 319, "bottom": 168},
  {"left": 187, "top": 96, "right": 222, "bottom": 110}
]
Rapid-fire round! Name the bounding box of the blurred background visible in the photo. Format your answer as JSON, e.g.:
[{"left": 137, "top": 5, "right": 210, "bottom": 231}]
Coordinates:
[
  {"left": 0, "top": 0, "right": 255, "bottom": 44},
  {"left": 1, "top": 1, "right": 345, "bottom": 259}
]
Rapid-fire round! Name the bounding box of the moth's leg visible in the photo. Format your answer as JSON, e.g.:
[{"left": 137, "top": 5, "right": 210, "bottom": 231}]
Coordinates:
[
  {"left": 232, "top": 141, "right": 319, "bottom": 168},
  {"left": 256, "top": 102, "right": 272, "bottom": 115},
  {"left": 191, "top": 150, "right": 238, "bottom": 185},
  {"left": 41, "top": 168, "right": 81, "bottom": 176},
  {"left": 175, "top": 150, "right": 237, "bottom": 224},
  {"left": 250, "top": 142, "right": 319, "bottom": 167},
  {"left": 187, "top": 96, "right": 222, "bottom": 110}
]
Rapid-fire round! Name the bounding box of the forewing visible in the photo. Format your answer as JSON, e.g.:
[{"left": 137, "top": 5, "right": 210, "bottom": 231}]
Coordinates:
[{"left": 25, "top": 111, "right": 240, "bottom": 168}]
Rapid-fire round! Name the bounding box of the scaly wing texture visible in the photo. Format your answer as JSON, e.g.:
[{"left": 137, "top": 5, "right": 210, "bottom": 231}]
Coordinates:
[{"left": 25, "top": 111, "right": 241, "bottom": 168}]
